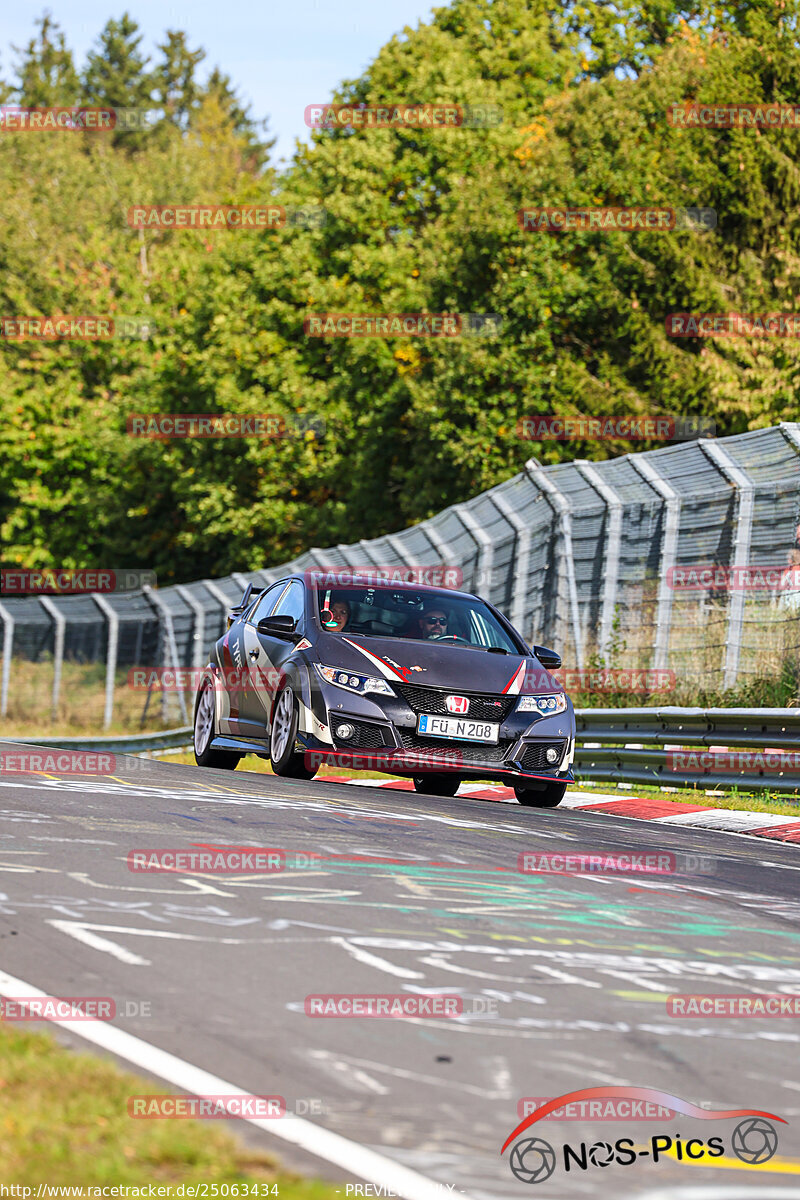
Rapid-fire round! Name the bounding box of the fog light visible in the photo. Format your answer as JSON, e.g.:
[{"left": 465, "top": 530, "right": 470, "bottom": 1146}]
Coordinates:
[
  {"left": 336, "top": 723, "right": 355, "bottom": 740},
  {"left": 545, "top": 747, "right": 559, "bottom": 764}
]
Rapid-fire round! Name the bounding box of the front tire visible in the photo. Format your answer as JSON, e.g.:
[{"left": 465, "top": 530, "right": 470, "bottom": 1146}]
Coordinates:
[
  {"left": 514, "top": 781, "right": 567, "bottom": 808},
  {"left": 413, "top": 775, "right": 461, "bottom": 797},
  {"left": 270, "top": 685, "right": 318, "bottom": 779},
  {"left": 194, "top": 677, "right": 241, "bottom": 770}
]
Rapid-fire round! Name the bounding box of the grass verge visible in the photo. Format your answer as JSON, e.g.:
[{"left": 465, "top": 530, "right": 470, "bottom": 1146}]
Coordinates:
[{"left": 0, "top": 1022, "right": 338, "bottom": 1196}]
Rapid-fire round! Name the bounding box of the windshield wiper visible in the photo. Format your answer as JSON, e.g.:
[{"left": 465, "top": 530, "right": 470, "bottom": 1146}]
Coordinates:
[{"left": 484, "top": 646, "right": 509, "bottom": 654}]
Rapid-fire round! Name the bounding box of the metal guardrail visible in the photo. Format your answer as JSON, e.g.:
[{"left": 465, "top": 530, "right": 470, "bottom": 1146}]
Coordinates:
[
  {"left": 11, "top": 727, "right": 193, "bottom": 755},
  {"left": 573, "top": 706, "right": 800, "bottom": 794},
  {"left": 8, "top": 707, "right": 800, "bottom": 794}
]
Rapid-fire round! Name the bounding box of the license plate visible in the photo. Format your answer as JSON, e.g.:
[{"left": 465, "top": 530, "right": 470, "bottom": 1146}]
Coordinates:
[{"left": 417, "top": 714, "right": 500, "bottom": 743}]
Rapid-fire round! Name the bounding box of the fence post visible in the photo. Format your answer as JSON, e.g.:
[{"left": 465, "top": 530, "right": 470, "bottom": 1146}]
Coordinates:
[
  {"left": 307, "top": 548, "right": 338, "bottom": 569},
  {"left": 203, "top": 580, "right": 239, "bottom": 649},
  {"left": 143, "top": 585, "right": 188, "bottom": 724},
  {"left": 575, "top": 461, "right": 623, "bottom": 659},
  {"left": 0, "top": 602, "right": 14, "bottom": 719},
  {"left": 420, "top": 521, "right": 460, "bottom": 580},
  {"left": 780, "top": 421, "right": 800, "bottom": 453},
  {"left": 524, "top": 460, "right": 584, "bottom": 668},
  {"left": 490, "top": 491, "right": 533, "bottom": 635},
  {"left": 92, "top": 594, "right": 118, "bottom": 730},
  {"left": 629, "top": 454, "right": 681, "bottom": 671},
  {"left": 385, "top": 535, "right": 417, "bottom": 569},
  {"left": 39, "top": 596, "right": 65, "bottom": 721},
  {"left": 352, "top": 540, "right": 382, "bottom": 567},
  {"left": 453, "top": 504, "right": 494, "bottom": 598},
  {"left": 699, "top": 440, "right": 755, "bottom": 689},
  {"left": 176, "top": 586, "right": 205, "bottom": 670}
]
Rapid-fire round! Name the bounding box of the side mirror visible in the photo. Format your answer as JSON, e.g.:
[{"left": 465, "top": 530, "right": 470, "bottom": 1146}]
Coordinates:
[
  {"left": 533, "top": 644, "right": 561, "bottom": 670},
  {"left": 257, "top": 615, "right": 297, "bottom": 639}
]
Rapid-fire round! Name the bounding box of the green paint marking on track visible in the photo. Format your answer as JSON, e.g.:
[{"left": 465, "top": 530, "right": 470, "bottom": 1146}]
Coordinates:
[{"left": 609, "top": 991, "right": 673, "bottom": 1002}]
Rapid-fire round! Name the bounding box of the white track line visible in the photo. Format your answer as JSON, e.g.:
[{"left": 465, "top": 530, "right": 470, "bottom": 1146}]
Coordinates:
[
  {"left": 0, "top": 969, "right": 472, "bottom": 1200},
  {"left": 335, "top": 778, "right": 800, "bottom": 840},
  {"left": 657, "top": 809, "right": 800, "bottom": 830}
]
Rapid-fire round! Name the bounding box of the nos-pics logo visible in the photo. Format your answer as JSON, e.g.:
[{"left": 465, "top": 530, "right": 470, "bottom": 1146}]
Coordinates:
[{"left": 501, "top": 1087, "right": 784, "bottom": 1185}]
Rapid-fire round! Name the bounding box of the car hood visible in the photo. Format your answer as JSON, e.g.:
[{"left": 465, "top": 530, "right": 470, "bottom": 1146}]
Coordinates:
[{"left": 316, "top": 632, "right": 562, "bottom": 694}]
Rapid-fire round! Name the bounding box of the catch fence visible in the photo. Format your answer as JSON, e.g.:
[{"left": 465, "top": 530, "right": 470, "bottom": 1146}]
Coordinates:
[{"left": 2, "top": 423, "right": 799, "bottom": 726}]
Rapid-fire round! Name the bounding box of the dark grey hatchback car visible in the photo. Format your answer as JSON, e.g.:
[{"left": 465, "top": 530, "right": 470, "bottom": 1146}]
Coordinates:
[{"left": 193, "top": 576, "right": 575, "bottom": 807}]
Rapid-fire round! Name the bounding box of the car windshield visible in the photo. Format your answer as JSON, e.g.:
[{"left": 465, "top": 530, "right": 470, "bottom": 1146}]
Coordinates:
[{"left": 314, "top": 586, "right": 521, "bottom": 653}]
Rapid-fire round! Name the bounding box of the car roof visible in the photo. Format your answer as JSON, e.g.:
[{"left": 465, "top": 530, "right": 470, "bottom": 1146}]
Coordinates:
[{"left": 295, "top": 573, "right": 483, "bottom": 604}]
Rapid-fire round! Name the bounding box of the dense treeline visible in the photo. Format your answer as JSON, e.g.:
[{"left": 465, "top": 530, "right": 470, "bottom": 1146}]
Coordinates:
[{"left": 2, "top": 1, "right": 799, "bottom": 583}]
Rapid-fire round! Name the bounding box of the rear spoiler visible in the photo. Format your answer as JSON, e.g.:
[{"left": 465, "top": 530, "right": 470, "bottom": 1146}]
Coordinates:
[{"left": 228, "top": 582, "right": 264, "bottom": 622}]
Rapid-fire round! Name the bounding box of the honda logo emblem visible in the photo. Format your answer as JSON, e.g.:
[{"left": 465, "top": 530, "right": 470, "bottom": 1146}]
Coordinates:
[{"left": 445, "top": 695, "right": 470, "bottom": 714}]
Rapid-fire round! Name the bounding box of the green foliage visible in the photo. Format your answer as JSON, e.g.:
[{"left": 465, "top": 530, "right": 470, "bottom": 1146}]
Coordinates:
[
  {"left": 2, "top": 1, "right": 800, "bottom": 583},
  {"left": 82, "top": 12, "right": 153, "bottom": 109},
  {"left": 12, "top": 12, "right": 80, "bottom": 105}
]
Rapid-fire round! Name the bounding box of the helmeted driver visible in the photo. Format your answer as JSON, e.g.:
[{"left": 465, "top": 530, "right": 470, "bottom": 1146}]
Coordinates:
[{"left": 322, "top": 596, "right": 350, "bottom": 632}]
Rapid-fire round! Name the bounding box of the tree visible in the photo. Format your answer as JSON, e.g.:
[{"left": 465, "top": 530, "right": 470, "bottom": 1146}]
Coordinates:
[
  {"left": 152, "top": 30, "right": 204, "bottom": 129},
  {"left": 12, "top": 11, "right": 79, "bottom": 106},
  {"left": 200, "top": 67, "right": 274, "bottom": 170},
  {"left": 3, "top": 0, "right": 800, "bottom": 582},
  {"left": 82, "top": 13, "right": 153, "bottom": 110}
]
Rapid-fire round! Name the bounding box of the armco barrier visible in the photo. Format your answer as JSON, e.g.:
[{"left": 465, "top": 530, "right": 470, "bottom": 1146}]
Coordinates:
[
  {"left": 8, "top": 707, "right": 800, "bottom": 794},
  {"left": 574, "top": 706, "right": 800, "bottom": 794},
  {"left": 8, "top": 727, "right": 193, "bottom": 756}
]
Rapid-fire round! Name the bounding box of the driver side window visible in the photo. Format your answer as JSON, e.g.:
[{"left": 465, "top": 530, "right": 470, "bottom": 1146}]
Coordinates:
[
  {"left": 249, "top": 582, "right": 288, "bottom": 624},
  {"left": 272, "top": 580, "right": 306, "bottom": 630}
]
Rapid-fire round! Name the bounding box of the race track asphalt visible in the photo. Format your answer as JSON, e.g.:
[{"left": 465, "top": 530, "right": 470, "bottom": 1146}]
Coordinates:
[{"left": 1, "top": 741, "right": 799, "bottom": 1200}]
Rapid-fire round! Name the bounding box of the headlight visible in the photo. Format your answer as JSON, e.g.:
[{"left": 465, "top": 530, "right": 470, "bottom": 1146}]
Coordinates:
[
  {"left": 314, "top": 663, "right": 395, "bottom": 696},
  {"left": 516, "top": 692, "right": 567, "bottom": 715}
]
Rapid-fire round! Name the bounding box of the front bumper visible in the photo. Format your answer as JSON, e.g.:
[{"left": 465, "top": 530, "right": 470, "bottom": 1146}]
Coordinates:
[{"left": 304, "top": 682, "right": 576, "bottom": 786}]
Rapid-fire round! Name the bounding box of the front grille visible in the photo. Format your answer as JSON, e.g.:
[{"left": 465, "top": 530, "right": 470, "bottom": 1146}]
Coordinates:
[
  {"left": 519, "top": 740, "right": 567, "bottom": 772},
  {"left": 394, "top": 684, "right": 515, "bottom": 722},
  {"left": 399, "top": 732, "right": 511, "bottom": 764},
  {"left": 333, "top": 719, "right": 392, "bottom": 750}
]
